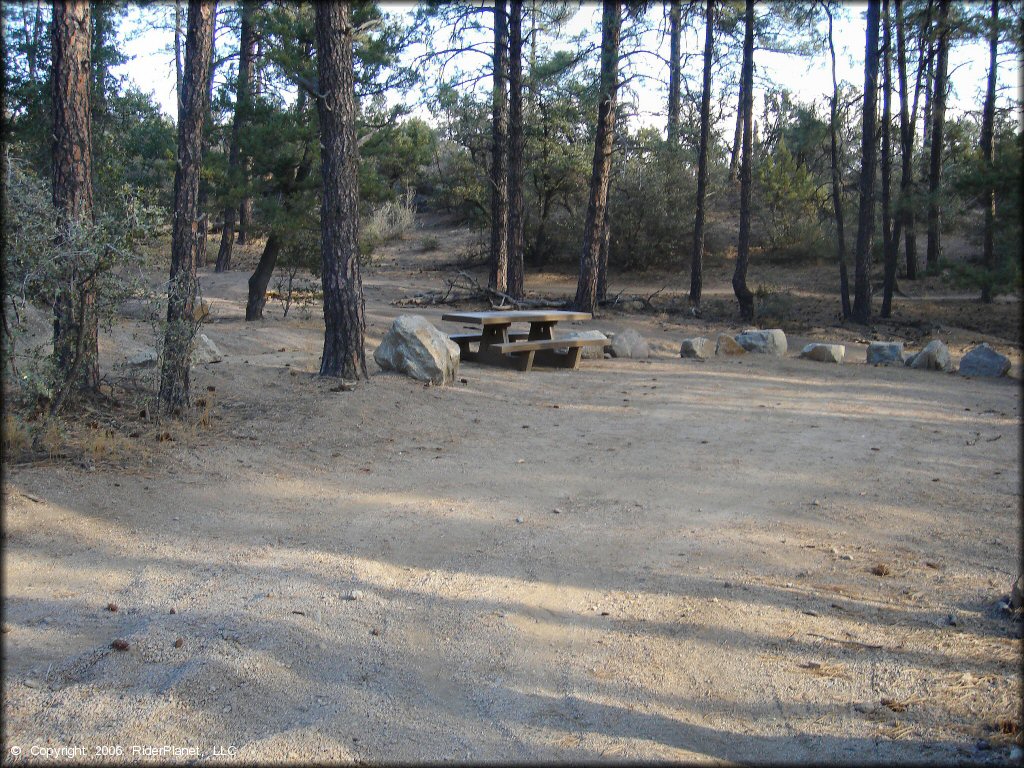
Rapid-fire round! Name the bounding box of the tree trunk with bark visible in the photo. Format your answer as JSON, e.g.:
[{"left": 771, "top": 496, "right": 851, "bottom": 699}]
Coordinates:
[
  {"left": 728, "top": 74, "right": 744, "bottom": 183},
  {"left": 925, "top": 0, "right": 949, "bottom": 273},
  {"left": 51, "top": 0, "right": 99, "bottom": 393},
  {"left": 690, "top": 0, "right": 714, "bottom": 308},
  {"left": 731, "top": 0, "right": 755, "bottom": 321},
  {"left": 979, "top": 0, "right": 998, "bottom": 302},
  {"left": 174, "top": 1, "right": 184, "bottom": 118},
  {"left": 159, "top": 0, "right": 216, "bottom": 414},
  {"left": 667, "top": 0, "right": 681, "bottom": 145},
  {"left": 573, "top": 0, "right": 621, "bottom": 313},
  {"left": 895, "top": 0, "right": 919, "bottom": 280},
  {"left": 489, "top": 0, "right": 510, "bottom": 293},
  {"left": 216, "top": 0, "right": 256, "bottom": 273},
  {"left": 852, "top": 0, "right": 881, "bottom": 324},
  {"left": 880, "top": 0, "right": 897, "bottom": 318},
  {"left": 506, "top": 0, "right": 525, "bottom": 300},
  {"left": 245, "top": 233, "right": 281, "bottom": 321},
  {"left": 826, "top": 2, "right": 851, "bottom": 319},
  {"left": 315, "top": 2, "right": 366, "bottom": 380}
]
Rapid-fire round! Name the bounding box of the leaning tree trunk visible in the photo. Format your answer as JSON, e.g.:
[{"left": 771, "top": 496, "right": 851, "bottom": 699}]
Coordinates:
[
  {"left": 489, "top": 0, "right": 510, "bottom": 293},
  {"left": 506, "top": 0, "right": 525, "bottom": 300},
  {"left": 852, "top": 0, "right": 881, "bottom": 324},
  {"left": 667, "top": 0, "right": 681, "bottom": 146},
  {"left": 826, "top": 3, "right": 851, "bottom": 319},
  {"left": 880, "top": 0, "right": 897, "bottom": 318},
  {"left": 925, "top": 0, "right": 949, "bottom": 274},
  {"left": 315, "top": 2, "right": 366, "bottom": 380},
  {"left": 690, "top": 0, "right": 714, "bottom": 309},
  {"left": 216, "top": 0, "right": 255, "bottom": 273},
  {"left": 244, "top": 233, "right": 281, "bottom": 321},
  {"left": 731, "top": 0, "right": 755, "bottom": 321},
  {"left": 159, "top": 0, "right": 216, "bottom": 414},
  {"left": 895, "top": 0, "right": 919, "bottom": 281},
  {"left": 51, "top": 0, "right": 99, "bottom": 395},
  {"left": 573, "top": 0, "right": 621, "bottom": 313},
  {"left": 979, "top": 0, "right": 998, "bottom": 302}
]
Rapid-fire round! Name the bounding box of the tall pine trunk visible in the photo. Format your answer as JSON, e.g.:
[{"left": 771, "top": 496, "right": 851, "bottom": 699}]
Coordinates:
[
  {"left": 160, "top": 0, "right": 216, "bottom": 414},
  {"left": 731, "top": 0, "right": 755, "bottom": 321},
  {"left": 880, "top": 0, "right": 897, "bottom": 317},
  {"left": 489, "top": 1, "right": 510, "bottom": 293},
  {"left": 690, "top": 0, "right": 713, "bottom": 308},
  {"left": 216, "top": 0, "right": 255, "bottom": 273},
  {"left": 852, "top": 0, "right": 880, "bottom": 324},
  {"left": 979, "top": 0, "right": 998, "bottom": 302},
  {"left": 315, "top": 2, "right": 366, "bottom": 380},
  {"left": 925, "top": 0, "right": 949, "bottom": 273},
  {"left": 573, "top": 0, "right": 621, "bottom": 313},
  {"left": 895, "top": 0, "right": 919, "bottom": 281},
  {"left": 728, "top": 74, "right": 744, "bottom": 182},
  {"left": 51, "top": 0, "right": 98, "bottom": 394},
  {"left": 826, "top": 3, "right": 851, "bottom": 319},
  {"left": 506, "top": 0, "right": 525, "bottom": 300},
  {"left": 667, "top": 0, "right": 681, "bottom": 145}
]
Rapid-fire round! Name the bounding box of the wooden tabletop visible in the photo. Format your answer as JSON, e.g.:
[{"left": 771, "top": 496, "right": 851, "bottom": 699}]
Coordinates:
[{"left": 441, "top": 310, "right": 591, "bottom": 325}]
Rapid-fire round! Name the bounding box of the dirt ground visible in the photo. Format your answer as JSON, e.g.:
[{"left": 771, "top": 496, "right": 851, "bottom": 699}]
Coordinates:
[{"left": 3, "top": 218, "right": 1022, "bottom": 765}]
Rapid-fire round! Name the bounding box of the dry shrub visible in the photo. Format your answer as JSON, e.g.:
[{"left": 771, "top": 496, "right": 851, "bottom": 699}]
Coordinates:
[{"left": 2, "top": 413, "right": 30, "bottom": 459}]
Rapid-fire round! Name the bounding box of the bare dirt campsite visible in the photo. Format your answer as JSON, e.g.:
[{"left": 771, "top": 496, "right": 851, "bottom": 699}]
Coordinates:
[{"left": 3, "top": 220, "right": 1021, "bottom": 764}]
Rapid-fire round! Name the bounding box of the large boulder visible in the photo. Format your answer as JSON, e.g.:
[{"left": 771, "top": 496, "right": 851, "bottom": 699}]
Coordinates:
[
  {"left": 867, "top": 341, "right": 904, "bottom": 365},
  {"left": 373, "top": 315, "right": 460, "bottom": 385},
  {"left": 716, "top": 334, "right": 747, "bottom": 356},
  {"left": 680, "top": 337, "right": 713, "bottom": 360},
  {"left": 958, "top": 343, "right": 1010, "bottom": 377},
  {"left": 557, "top": 330, "right": 610, "bottom": 359},
  {"left": 906, "top": 339, "right": 953, "bottom": 372},
  {"left": 800, "top": 343, "right": 845, "bottom": 364},
  {"left": 610, "top": 328, "right": 649, "bottom": 359},
  {"left": 735, "top": 328, "right": 787, "bottom": 356}
]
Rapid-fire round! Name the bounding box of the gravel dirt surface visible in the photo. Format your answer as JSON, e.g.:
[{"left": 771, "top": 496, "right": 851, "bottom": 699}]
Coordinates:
[{"left": 3, "top": 218, "right": 1021, "bottom": 764}]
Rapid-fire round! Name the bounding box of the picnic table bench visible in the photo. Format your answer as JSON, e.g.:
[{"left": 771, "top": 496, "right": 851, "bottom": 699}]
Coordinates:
[{"left": 442, "top": 310, "right": 605, "bottom": 371}]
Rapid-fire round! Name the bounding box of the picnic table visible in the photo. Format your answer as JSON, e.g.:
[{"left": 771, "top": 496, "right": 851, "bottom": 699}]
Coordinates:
[{"left": 442, "top": 310, "right": 604, "bottom": 371}]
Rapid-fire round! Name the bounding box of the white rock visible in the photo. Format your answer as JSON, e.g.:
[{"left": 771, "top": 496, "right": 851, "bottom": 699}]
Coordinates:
[
  {"left": 610, "top": 328, "right": 649, "bottom": 359},
  {"left": 735, "top": 328, "right": 787, "bottom": 356},
  {"left": 680, "top": 337, "right": 712, "bottom": 360},
  {"left": 373, "top": 315, "right": 460, "bottom": 385},
  {"left": 907, "top": 339, "right": 953, "bottom": 372},
  {"left": 866, "top": 341, "right": 904, "bottom": 365},
  {"left": 958, "top": 343, "right": 1010, "bottom": 377},
  {"left": 191, "top": 334, "right": 223, "bottom": 365},
  {"left": 715, "top": 334, "right": 746, "bottom": 356},
  {"left": 800, "top": 343, "right": 845, "bottom": 363}
]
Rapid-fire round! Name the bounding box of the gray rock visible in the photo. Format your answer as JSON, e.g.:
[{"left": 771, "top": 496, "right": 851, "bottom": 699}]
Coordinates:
[
  {"left": 557, "top": 330, "right": 609, "bottom": 359},
  {"left": 126, "top": 349, "right": 158, "bottom": 368},
  {"left": 907, "top": 339, "right": 953, "bottom": 372},
  {"left": 191, "top": 333, "right": 223, "bottom": 365},
  {"left": 866, "top": 341, "right": 904, "bottom": 365},
  {"left": 799, "top": 343, "right": 845, "bottom": 364},
  {"left": 680, "top": 337, "right": 713, "bottom": 360},
  {"left": 735, "top": 328, "right": 787, "bottom": 356},
  {"left": 958, "top": 343, "right": 1010, "bottom": 377},
  {"left": 610, "top": 328, "right": 649, "bottom": 359},
  {"left": 373, "top": 315, "right": 460, "bottom": 385},
  {"left": 715, "top": 334, "right": 747, "bottom": 356}
]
